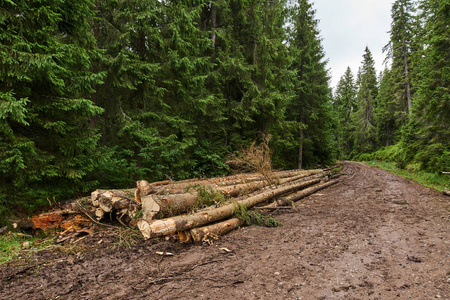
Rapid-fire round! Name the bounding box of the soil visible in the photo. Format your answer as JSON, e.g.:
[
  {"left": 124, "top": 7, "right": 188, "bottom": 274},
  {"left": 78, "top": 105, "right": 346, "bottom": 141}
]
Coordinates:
[{"left": 1, "top": 162, "right": 449, "bottom": 299}]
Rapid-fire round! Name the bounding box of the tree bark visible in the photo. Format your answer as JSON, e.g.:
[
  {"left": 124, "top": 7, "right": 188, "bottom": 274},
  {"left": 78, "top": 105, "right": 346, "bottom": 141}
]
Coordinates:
[
  {"left": 298, "top": 126, "right": 304, "bottom": 169},
  {"left": 210, "top": 2, "right": 216, "bottom": 49},
  {"left": 137, "top": 176, "right": 326, "bottom": 239},
  {"left": 178, "top": 218, "right": 244, "bottom": 243},
  {"left": 140, "top": 170, "right": 325, "bottom": 219},
  {"left": 404, "top": 53, "right": 412, "bottom": 115},
  {"left": 261, "top": 179, "right": 339, "bottom": 208}
]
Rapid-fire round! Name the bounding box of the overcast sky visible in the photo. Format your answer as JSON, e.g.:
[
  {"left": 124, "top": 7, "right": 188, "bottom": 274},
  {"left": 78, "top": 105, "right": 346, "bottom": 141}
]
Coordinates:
[{"left": 312, "top": 0, "right": 394, "bottom": 89}]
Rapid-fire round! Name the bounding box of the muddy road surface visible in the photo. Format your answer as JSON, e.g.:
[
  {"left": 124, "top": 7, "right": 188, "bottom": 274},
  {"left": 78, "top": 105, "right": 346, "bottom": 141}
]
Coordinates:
[{"left": 1, "top": 162, "right": 449, "bottom": 299}]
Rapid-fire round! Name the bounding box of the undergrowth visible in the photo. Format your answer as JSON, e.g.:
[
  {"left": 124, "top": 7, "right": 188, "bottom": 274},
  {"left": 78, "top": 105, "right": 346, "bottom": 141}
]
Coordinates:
[
  {"left": 0, "top": 233, "right": 54, "bottom": 265},
  {"left": 365, "top": 160, "right": 449, "bottom": 192},
  {"left": 233, "top": 203, "right": 282, "bottom": 227},
  {"left": 187, "top": 184, "right": 227, "bottom": 209}
]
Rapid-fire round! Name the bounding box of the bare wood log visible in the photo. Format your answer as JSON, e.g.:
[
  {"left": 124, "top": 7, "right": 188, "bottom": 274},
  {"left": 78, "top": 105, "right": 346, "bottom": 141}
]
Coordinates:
[
  {"left": 152, "top": 169, "right": 324, "bottom": 194},
  {"left": 91, "top": 189, "right": 136, "bottom": 208},
  {"left": 262, "top": 179, "right": 339, "bottom": 208},
  {"left": 140, "top": 170, "right": 326, "bottom": 220},
  {"left": 178, "top": 218, "right": 244, "bottom": 243},
  {"left": 443, "top": 190, "right": 450, "bottom": 196},
  {"left": 137, "top": 177, "right": 323, "bottom": 239}
]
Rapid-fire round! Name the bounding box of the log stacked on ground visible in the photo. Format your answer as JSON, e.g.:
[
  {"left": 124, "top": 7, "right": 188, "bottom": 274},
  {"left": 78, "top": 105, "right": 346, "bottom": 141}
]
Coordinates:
[
  {"left": 90, "top": 188, "right": 140, "bottom": 224},
  {"left": 137, "top": 175, "right": 336, "bottom": 239},
  {"left": 139, "top": 170, "right": 325, "bottom": 220},
  {"left": 85, "top": 164, "right": 341, "bottom": 241}
]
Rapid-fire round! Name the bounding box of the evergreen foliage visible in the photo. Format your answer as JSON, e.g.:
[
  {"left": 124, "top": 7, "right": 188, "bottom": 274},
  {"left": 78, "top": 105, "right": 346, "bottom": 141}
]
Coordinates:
[
  {"left": 336, "top": 0, "right": 449, "bottom": 176},
  {"left": 0, "top": 0, "right": 103, "bottom": 216},
  {"left": 1, "top": 0, "right": 339, "bottom": 220},
  {"left": 351, "top": 47, "right": 378, "bottom": 155},
  {"left": 402, "top": 0, "right": 450, "bottom": 172},
  {"left": 284, "top": 0, "right": 334, "bottom": 169},
  {"left": 333, "top": 67, "right": 357, "bottom": 158}
]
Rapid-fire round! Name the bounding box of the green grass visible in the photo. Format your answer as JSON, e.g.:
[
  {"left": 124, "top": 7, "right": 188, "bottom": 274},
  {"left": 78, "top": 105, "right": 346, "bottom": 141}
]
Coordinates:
[
  {"left": 0, "top": 233, "right": 54, "bottom": 265},
  {"left": 364, "top": 160, "right": 450, "bottom": 192}
]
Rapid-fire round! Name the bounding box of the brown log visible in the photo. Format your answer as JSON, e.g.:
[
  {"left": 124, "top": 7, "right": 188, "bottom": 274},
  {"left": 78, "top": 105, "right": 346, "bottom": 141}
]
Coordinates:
[
  {"left": 137, "top": 177, "right": 324, "bottom": 239},
  {"left": 262, "top": 179, "right": 339, "bottom": 208},
  {"left": 140, "top": 170, "right": 326, "bottom": 220},
  {"left": 152, "top": 169, "right": 323, "bottom": 194},
  {"left": 178, "top": 218, "right": 244, "bottom": 243}
]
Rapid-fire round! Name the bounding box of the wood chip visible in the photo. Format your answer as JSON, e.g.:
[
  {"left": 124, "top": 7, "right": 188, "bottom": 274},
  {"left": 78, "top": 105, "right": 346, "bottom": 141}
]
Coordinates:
[
  {"left": 155, "top": 251, "right": 174, "bottom": 256},
  {"left": 219, "top": 247, "right": 233, "bottom": 253}
]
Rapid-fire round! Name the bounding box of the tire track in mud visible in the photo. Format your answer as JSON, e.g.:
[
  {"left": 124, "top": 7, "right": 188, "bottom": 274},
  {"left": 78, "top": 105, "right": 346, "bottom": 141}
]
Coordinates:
[{"left": 0, "top": 162, "right": 449, "bottom": 300}]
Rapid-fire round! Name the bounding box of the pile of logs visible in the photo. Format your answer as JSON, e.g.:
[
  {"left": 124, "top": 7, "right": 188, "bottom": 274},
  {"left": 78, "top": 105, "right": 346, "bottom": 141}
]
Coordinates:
[{"left": 89, "top": 167, "right": 340, "bottom": 242}]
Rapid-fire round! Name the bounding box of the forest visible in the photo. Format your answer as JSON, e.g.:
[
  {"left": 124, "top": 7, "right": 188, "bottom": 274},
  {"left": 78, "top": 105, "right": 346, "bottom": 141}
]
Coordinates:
[{"left": 0, "top": 0, "right": 448, "bottom": 220}]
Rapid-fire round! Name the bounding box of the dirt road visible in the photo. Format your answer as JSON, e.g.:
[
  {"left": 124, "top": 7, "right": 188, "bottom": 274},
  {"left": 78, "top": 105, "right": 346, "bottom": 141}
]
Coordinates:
[{"left": 1, "top": 162, "right": 449, "bottom": 299}]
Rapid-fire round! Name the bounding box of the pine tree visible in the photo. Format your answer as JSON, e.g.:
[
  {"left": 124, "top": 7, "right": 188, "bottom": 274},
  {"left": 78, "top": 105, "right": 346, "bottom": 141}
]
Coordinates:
[
  {"left": 286, "top": 0, "right": 334, "bottom": 169},
  {"left": 352, "top": 47, "right": 378, "bottom": 155},
  {"left": 334, "top": 67, "right": 357, "bottom": 158},
  {"left": 402, "top": 0, "right": 450, "bottom": 172},
  {"left": 0, "top": 0, "right": 103, "bottom": 212},
  {"left": 383, "top": 0, "right": 417, "bottom": 124},
  {"left": 375, "top": 69, "right": 401, "bottom": 147}
]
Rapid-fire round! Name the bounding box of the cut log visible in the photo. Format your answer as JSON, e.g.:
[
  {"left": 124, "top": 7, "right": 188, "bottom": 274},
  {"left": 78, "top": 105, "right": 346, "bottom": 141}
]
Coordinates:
[
  {"left": 136, "top": 180, "right": 156, "bottom": 197},
  {"left": 137, "top": 177, "right": 324, "bottom": 239},
  {"left": 152, "top": 169, "right": 324, "bottom": 194},
  {"left": 262, "top": 179, "right": 339, "bottom": 208},
  {"left": 90, "top": 188, "right": 140, "bottom": 223},
  {"left": 178, "top": 218, "right": 244, "bottom": 243},
  {"left": 140, "top": 170, "right": 326, "bottom": 220},
  {"left": 91, "top": 189, "right": 136, "bottom": 209}
]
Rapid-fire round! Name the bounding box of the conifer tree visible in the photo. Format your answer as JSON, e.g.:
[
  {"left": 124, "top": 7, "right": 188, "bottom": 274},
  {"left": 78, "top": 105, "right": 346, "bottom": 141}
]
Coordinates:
[
  {"left": 383, "top": 0, "right": 416, "bottom": 125},
  {"left": 402, "top": 0, "right": 450, "bottom": 172},
  {"left": 334, "top": 67, "right": 357, "bottom": 158},
  {"left": 375, "top": 69, "right": 400, "bottom": 147},
  {"left": 352, "top": 47, "right": 378, "bottom": 154},
  {"left": 286, "top": 0, "right": 334, "bottom": 169},
  {"left": 0, "top": 0, "right": 103, "bottom": 211}
]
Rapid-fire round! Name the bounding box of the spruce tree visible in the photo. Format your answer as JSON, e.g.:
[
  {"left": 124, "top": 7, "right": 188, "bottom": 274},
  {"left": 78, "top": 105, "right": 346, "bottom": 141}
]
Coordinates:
[
  {"left": 403, "top": 0, "right": 450, "bottom": 172},
  {"left": 383, "top": 0, "right": 417, "bottom": 124},
  {"left": 334, "top": 67, "right": 357, "bottom": 158},
  {"left": 352, "top": 47, "right": 378, "bottom": 155},
  {"left": 286, "top": 0, "right": 334, "bottom": 169},
  {"left": 375, "top": 69, "right": 400, "bottom": 147},
  {"left": 0, "top": 0, "right": 103, "bottom": 212}
]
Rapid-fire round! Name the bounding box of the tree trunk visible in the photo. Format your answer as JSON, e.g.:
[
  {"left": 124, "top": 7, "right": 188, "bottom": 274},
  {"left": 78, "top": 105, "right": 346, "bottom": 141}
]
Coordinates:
[
  {"left": 262, "top": 179, "right": 339, "bottom": 208},
  {"left": 140, "top": 170, "right": 325, "bottom": 219},
  {"left": 137, "top": 176, "right": 327, "bottom": 239},
  {"left": 404, "top": 52, "right": 412, "bottom": 115},
  {"left": 178, "top": 218, "right": 244, "bottom": 243},
  {"left": 210, "top": 2, "right": 216, "bottom": 49},
  {"left": 298, "top": 127, "right": 304, "bottom": 169},
  {"left": 90, "top": 189, "right": 140, "bottom": 222},
  {"left": 152, "top": 169, "right": 323, "bottom": 195}
]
